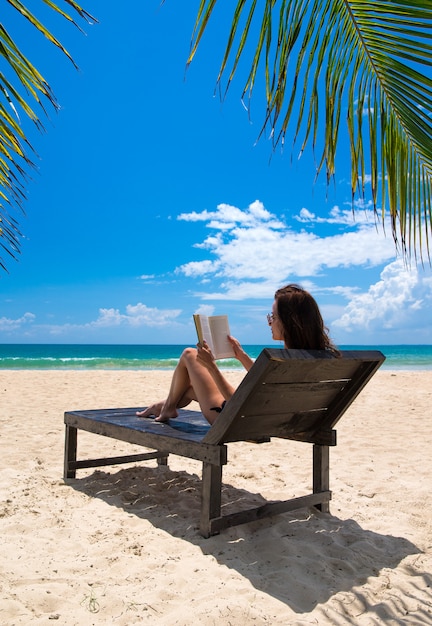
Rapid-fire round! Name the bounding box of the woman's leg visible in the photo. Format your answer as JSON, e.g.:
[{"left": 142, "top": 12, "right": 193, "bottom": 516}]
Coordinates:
[
  {"left": 135, "top": 387, "right": 196, "bottom": 419},
  {"left": 158, "top": 348, "right": 226, "bottom": 423},
  {"left": 137, "top": 348, "right": 225, "bottom": 424}
]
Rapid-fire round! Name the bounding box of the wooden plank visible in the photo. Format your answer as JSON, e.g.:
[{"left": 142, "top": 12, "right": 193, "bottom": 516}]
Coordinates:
[
  {"left": 264, "top": 347, "right": 384, "bottom": 366},
  {"left": 208, "top": 491, "right": 332, "bottom": 535},
  {"left": 262, "top": 361, "right": 358, "bottom": 384},
  {"left": 65, "top": 407, "right": 210, "bottom": 443},
  {"left": 313, "top": 445, "right": 330, "bottom": 513},
  {"left": 232, "top": 379, "right": 351, "bottom": 414},
  {"left": 64, "top": 410, "right": 226, "bottom": 466},
  {"left": 201, "top": 462, "right": 223, "bottom": 538},
  {"left": 70, "top": 451, "right": 168, "bottom": 471},
  {"left": 64, "top": 424, "right": 77, "bottom": 479},
  {"left": 219, "top": 411, "right": 337, "bottom": 445},
  {"left": 313, "top": 358, "right": 385, "bottom": 431},
  {"left": 254, "top": 348, "right": 384, "bottom": 383},
  {"left": 204, "top": 350, "right": 385, "bottom": 445}
]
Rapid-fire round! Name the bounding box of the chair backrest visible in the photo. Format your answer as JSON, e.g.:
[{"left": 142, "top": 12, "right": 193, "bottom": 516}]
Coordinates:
[{"left": 203, "top": 348, "right": 385, "bottom": 446}]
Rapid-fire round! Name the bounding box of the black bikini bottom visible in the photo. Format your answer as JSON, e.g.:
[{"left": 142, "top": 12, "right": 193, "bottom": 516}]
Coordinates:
[{"left": 210, "top": 400, "right": 227, "bottom": 413}]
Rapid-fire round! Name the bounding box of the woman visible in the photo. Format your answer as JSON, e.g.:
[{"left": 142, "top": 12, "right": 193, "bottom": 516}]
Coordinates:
[{"left": 136, "top": 284, "right": 338, "bottom": 424}]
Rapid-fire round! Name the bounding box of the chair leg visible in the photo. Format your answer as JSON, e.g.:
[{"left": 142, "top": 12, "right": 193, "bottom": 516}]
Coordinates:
[
  {"left": 313, "top": 444, "right": 330, "bottom": 513},
  {"left": 200, "top": 462, "right": 222, "bottom": 538},
  {"left": 64, "top": 424, "right": 77, "bottom": 479}
]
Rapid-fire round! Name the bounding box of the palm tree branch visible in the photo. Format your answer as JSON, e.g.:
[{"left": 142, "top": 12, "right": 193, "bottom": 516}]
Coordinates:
[
  {"left": 0, "top": 1, "right": 95, "bottom": 271},
  {"left": 0, "top": 26, "right": 57, "bottom": 113},
  {"left": 188, "top": 0, "right": 432, "bottom": 258},
  {"left": 6, "top": 0, "right": 79, "bottom": 68}
]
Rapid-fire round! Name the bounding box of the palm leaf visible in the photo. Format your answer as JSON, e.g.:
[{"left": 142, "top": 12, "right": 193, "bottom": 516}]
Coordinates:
[
  {"left": 0, "top": 0, "right": 96, "bottom": 271},
  {"left": 188, "top": 0, "right": 432, "bottom": 259}
]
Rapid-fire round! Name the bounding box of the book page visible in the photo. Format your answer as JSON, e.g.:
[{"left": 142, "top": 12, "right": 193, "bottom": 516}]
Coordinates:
[
  {"left": 195, "top": 315, "right": 214, "bottom": 352},
  {"left": 208, "top": 315, "right": 235, "bottom": 359}
]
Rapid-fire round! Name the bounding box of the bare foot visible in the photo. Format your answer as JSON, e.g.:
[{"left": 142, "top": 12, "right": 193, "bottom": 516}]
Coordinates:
[
  {"left": 154, "top": 411, "right": 178, "bottom": 423},
  {"left": 136, "top": 401, "right": 179, "bottom": 422},
  {"left": 136, "top": 401, "right": 165, "bottom": 418}
]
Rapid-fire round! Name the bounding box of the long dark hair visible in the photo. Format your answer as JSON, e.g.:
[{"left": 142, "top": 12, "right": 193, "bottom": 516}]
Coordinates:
[{"left": 274, "top": 284, "right": 339, "bottom": 354}]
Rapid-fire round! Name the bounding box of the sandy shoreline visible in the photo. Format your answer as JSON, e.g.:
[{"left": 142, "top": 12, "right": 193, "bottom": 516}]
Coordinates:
[{"left": 1, "top": 369, "right": 432, "bottom": 624}]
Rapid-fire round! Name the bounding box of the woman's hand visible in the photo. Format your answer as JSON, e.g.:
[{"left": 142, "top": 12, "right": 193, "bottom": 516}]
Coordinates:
[
  {"left": 227, "top": 335, "right": 244, "bottom": 359},
  {"left": 196, "top": 341, "right": 217, "bottom": 371},
  {"left": 228, "top": 335, "right": 254, "bottom": 371}
]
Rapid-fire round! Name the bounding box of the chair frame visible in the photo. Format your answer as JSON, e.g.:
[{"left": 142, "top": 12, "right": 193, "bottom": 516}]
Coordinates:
[{"left": 64, "top": 348, "right": 385, "bottom": 537}]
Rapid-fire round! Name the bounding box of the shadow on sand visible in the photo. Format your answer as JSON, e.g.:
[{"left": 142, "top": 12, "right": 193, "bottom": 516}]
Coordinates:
[{"left": 69, "top": 464, "right": 428, "bottom": 617}]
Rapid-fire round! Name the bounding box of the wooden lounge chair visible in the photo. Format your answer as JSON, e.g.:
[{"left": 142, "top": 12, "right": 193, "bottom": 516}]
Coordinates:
[{"left": 64, "top": 348, "right": 385, "bottom": 537}]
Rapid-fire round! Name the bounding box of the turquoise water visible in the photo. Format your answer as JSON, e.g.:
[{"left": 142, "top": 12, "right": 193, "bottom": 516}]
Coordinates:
[{"left": 0, "top": 344, "right": 432, "bottom": 370}]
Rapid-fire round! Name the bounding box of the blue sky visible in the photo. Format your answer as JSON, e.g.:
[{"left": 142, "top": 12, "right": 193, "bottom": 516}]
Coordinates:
[{"left": 1, "top": 2, "right": 431, "bottom": 345}]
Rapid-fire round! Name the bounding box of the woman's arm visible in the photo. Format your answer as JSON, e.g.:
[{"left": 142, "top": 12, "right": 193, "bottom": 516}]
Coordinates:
[{"left": 228, "top": 335, "right": 254, "bottom": 371}]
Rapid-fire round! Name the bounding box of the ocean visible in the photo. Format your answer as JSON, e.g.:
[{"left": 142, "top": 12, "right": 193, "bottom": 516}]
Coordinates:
[{"left": 0, "top": 344, "right": 432, "bottom": 370}]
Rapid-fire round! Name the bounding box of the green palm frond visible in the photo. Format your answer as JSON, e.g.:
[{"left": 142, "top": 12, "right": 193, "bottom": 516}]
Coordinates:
[
  {"left": 188, "top": 0, "right": 432, "bottom": 259},
  {"left": 0, "top": 0, "right": 96, "bottom": 272}
]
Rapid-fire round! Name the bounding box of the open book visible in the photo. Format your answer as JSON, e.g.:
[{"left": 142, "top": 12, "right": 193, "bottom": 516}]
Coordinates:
[{"left": 193, "top": 314, "right": 235, "bottom": 359}]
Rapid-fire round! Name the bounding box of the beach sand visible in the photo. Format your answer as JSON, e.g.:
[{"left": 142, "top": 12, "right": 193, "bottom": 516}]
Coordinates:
[{"left": 1, "top": 369, "right": 431, "bottom": 625}]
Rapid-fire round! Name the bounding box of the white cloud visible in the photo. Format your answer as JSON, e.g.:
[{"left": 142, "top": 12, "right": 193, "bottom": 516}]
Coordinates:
[
  {"left": 296, "top": 204, "right": 375, "bottom": 225},
  {"left": 333, "top": 260, "right": 432, "bottom": 336},
  {"left": 92, "top": 303, "right": 182, "bottom": 328},
  {"left": 178, "top": 200, "right": 285, "bottom": 230},
  {"left": 177, "top": 259, "right": 219, "bottom": 278},
  {"left": 0, "top": 304, "right": 183, "bottom": 341},
  {"left": 297, "top": 208, "right": 315, "bottom": 221},
  {"left": 194, "top": 280, "right": 280, "bottom": 301},
  {"left": 175, "top": 200, "right": 396, "bottom": 297},
  {"left": 0, "top": 312, "right": 35, "bottom": 331},
  {"left": 194, "top": 304, "right": 215, "bottom": 316}
]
